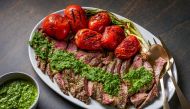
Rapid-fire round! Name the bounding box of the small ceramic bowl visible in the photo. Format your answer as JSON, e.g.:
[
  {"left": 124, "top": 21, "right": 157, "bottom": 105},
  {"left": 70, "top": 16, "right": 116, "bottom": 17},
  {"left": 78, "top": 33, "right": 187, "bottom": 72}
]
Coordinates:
[{"left": 0, "top": 72, "right": 40, "bottom": 109}]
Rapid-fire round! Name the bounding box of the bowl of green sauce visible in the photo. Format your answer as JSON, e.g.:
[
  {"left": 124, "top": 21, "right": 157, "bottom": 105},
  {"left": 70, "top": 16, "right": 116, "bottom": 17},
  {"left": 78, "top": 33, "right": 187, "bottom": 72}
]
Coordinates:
[{"left": 0, "top": 72, "right": 39, "bottom": 109}]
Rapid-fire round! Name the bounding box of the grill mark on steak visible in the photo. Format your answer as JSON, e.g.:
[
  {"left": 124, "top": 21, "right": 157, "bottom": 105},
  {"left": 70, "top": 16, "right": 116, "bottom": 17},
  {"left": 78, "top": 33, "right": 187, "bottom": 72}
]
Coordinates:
[
  {"left": 88, "top": 54, "right": 104, "bottom": 67},
  {"left": 106, "top": 58, "right": 117, "bottom": 73},
  {"left": 120, "top": 59, "right": 131, "bottom": 78},
  {"left": 74, "top": 75, "right": 90, "bottom": 104},
  {"left": 113, "top": 58, "right": 122, "bottom": 75},
  {"left": 102, "top": 52, "right": 114, "bottom": 65},
  {"left": 54, "top": 72, "right": 69, "bottom": 95},
  {"left": 94, "top": 83, "right": 103, "bottom": 103}
]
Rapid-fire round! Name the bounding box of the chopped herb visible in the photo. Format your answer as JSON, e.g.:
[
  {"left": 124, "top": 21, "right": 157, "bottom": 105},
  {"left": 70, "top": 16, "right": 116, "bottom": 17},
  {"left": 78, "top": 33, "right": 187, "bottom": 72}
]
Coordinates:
[
  {"left": 123, "top": 67, "right": 153, "bottom": 94},
  {"left": 29, "top": 32, "right": 52, "bottom": 60}
]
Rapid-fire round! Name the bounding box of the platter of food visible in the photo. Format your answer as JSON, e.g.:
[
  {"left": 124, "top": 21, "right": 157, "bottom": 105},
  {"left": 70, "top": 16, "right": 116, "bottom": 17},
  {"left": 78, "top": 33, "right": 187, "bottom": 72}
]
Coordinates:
[{"left": 28, "top": 5, "right": 178, "bottom": 109}]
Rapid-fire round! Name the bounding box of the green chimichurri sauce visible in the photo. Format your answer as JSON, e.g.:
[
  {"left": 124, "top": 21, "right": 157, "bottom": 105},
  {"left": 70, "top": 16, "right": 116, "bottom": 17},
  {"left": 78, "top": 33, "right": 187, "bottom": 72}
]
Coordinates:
[
  {"left": 50, "top": 50, "right": 120, "bottom": 95},
  {"left": 29, "top": 32, "right": 52, "bottom": 60},
  {"left": 123, "top": 67, "right": 153, "bottom": 94},
  {"left": 0, "top": 80, "right": 38, "bottom": 109}
]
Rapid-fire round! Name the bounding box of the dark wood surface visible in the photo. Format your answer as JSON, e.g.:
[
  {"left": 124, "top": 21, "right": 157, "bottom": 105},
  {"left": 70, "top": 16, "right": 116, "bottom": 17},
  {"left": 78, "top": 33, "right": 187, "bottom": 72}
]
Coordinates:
[{"left": 0, "top": 0, "right": 190, "bottom": 109}]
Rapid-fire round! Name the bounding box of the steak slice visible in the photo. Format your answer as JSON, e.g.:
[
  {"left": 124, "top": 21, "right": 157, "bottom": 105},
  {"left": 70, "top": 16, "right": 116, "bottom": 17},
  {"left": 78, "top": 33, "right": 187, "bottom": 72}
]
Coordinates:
[
  {"left": 137, "top": 57, "right": 166, "bottom": 109},
  {"left": 36, "top": 56, "right": 46, "bottom": 73},
  {"left": 54, "top": 40, "right": 67, "bottom": 50},
  {"left": 92, "top": 82, "right": 103, "bottom": 103},
  {"left": 88, "top": 54, "right": 104, "bottom": 67},
  {"left": 139, "top": 61, "right": 154, "bottom": 93},
  {"left": 102, "top": 93, "right": 114, "bottom": 104},
  {"left": 130, "top": 55, "right": 143, "bottom": 69},
  {"left": 120, "top": 59, "right": 131, "bottom": 78},
  {"left": 106, "top": 58, "right": 117, "bottom": 73},
  {"left": 154, "top": 57, "right": 166, "bottom": 84},
  {"left": 102, "top": 52, "right": 114, "bottom": 65},
  {"left": 79, "top": 52, "right": 102, "bottom": 64},
  {"left": 65, "top": 69, "right": 90, "bottom": 104},
  {"left": 66, "top": 41, "right": 77, "bottom": 53},
  {"left": 74, "top": 76, "right": 90, "bottom": 104},
  {"left": 113, "top": 83, "right": 129, "bottom": 109},
  {"left": 130, "top": 92, "right": 148, "bottom": 107},
  {"left": 54, "top": 72, "right": 69, "bottom": 95},
  {"left": 87, "top": 81, "right": 94, "bottom": 96},
  {"left": 113, "top": 58, "right": 122, "bottom": 75},
  {"left": 143, "top": 61, "right": 153, "bottom": 72},
  {"left": 137, "top": 84, "right": 159, "bottom": 109}
]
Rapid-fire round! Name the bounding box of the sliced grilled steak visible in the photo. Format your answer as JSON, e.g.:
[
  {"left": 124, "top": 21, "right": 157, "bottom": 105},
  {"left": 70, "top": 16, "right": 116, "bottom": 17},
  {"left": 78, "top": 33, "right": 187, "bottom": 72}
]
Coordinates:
[
  {"left": 54, "top": 72, "right": 69, "bottom": 95},
  {"left": 113, "top": 58, "right": 122, "bottom": 75},
  {"left": 80, "top": 52, "right": 102, "bottom": 64},
  {"left": 102, "top": 93, "right": 114, "bottom": 104},
  {"left": 36, "top": 56, "right": 46, "bottom": 73},
  {"left": 74, "top": 75, "right": 90, "bottom": 104},
  {"left": 113, "top": 83, "right": 129, "bottom": 109},
  {"left": 143, "top": 61, "right": 153, "bottom": 72},
  {"left": 106, "top": 58, "right": 117, "bottom": 73},
  {"left": 137, "top": 57, "right": 166, "bottom": 109},
  {"left": 139, "top": 61, "right": 154, "bottom": 93},
  {"left": 137, "top": 84, "right": 159, "bottom": 109},
  {"left": 89, "top": 54, "right": 104, "bottom": 67},
  {"left": 102, "top": 52, "right": 114, "bottom": 65},
  {"left": 92, "top": 82, "right": 103, "bottom": 103},
  {"left": 154, "top": 57, "right": 166, "bottom": 84},
  {"left": 131, "top": 55, "right": 143, "bottom": 69},
  {"left": 87, "top": 81, "right": 94, "bottom": 96},
  {"left": 66, "top": 41, "right": 77, "bottom": 53},
  {"left": 130, "top": 92, "right": 148, "bottom": 107},
  {"left": 54, "top": 41, "right": 67, "bottom": 50},
  {"left": 120, "top": 59, "right": 131, "bottom": 78}
]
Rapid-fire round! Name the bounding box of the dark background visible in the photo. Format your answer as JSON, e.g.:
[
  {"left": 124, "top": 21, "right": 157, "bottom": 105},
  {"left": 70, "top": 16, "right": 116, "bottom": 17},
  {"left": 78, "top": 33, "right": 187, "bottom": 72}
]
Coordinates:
[{"left": 0, "top": 0, "right": 190, "bottom": 109}]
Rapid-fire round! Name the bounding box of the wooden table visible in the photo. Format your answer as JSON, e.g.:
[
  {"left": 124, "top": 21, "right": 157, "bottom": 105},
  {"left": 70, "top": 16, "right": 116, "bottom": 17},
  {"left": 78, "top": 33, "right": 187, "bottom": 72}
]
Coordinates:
[{"left": 0, "top": 0, "right": 189, "bottom": 109}]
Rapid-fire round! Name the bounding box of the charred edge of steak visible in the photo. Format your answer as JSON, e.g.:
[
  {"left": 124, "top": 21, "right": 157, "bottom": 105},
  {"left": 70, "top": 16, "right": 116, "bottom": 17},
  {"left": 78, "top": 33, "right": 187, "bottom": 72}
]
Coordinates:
[
  {"left": 112, "top": 83, "right": 129, "bottom": 109},
  {"left": 88, "top": 54, "right": 104, "bottom": 67},
  {"left": 91, "top": 82, "right": 104, "bottom": 103},
  {"left": 113, "top": 58, "right": 122, "bottom": 75},
  {"left": 102, "top": 52, "right": 114, "bottom": 65},
  {"left": 35, "top": 56, "right": 47, "bottom": 73},
  {"left": 154, "top": 57, "right": 167, "bottom": 84},
  {"left": 120, "top": 59, "right": 131, "bottom": 78},
  {"left": 130, "top": 55, "right": 143, "bottom": 70},
  {"left": 106, "top": 58, "right": 117, "bottom": 73},
  {"left": 67, "top": 70, "right": 90, "bottom": 104},
  {"left": 137, "top": 84, "right": 159, "bottom": 109},
  {"left": 54, "top": 73, "right": 69, "bottom": 95},
  {"left": 130, "top": 92, "right": 148, "bottom": 108}
]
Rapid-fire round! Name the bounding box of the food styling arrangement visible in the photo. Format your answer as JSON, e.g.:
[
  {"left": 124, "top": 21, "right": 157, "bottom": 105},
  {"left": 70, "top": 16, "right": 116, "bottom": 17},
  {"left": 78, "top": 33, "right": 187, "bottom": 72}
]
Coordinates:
[{"left": 1, "top": 4, "right": 189, "bottom": 109}]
